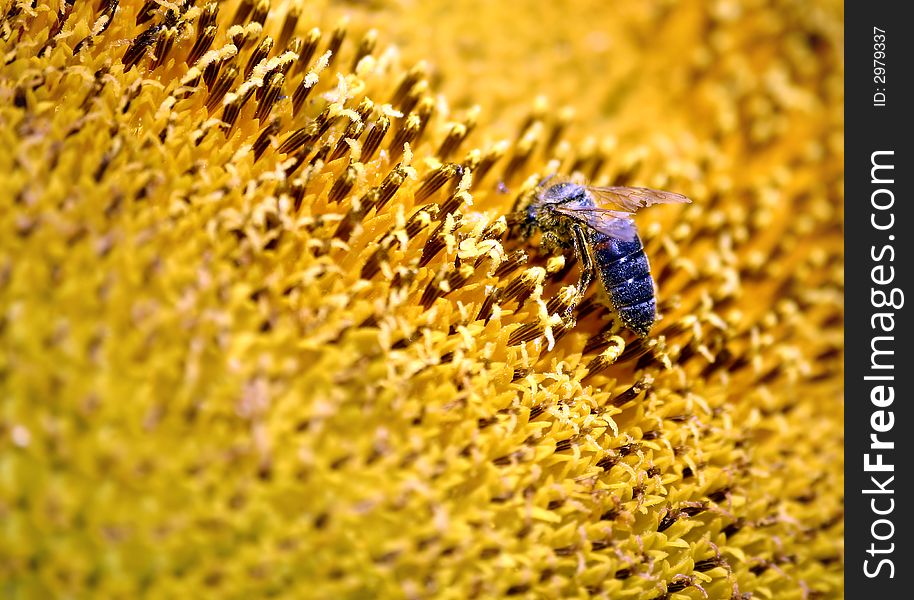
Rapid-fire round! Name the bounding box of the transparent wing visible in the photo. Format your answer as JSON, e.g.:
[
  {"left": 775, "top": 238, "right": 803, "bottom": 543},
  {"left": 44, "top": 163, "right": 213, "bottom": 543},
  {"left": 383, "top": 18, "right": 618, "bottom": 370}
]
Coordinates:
[
  {"left": 552, "top": 206, "right": 640, "bottom": 241},
  {"left": 585, "top": 186, "right": 691, "bottom": 213}
]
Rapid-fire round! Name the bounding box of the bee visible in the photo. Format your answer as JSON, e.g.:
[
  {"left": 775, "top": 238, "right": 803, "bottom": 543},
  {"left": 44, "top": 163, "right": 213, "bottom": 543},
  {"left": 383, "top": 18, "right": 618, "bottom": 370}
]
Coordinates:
[{"left": 514, "top": 178, "right": 691, "bottom": 336}]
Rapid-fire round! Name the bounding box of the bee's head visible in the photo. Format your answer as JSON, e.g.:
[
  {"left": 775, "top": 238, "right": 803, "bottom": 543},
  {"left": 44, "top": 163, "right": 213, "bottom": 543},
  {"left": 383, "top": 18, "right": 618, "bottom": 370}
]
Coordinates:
[{"left": 507, "top": 186, "right": 541, "bottom": 237}]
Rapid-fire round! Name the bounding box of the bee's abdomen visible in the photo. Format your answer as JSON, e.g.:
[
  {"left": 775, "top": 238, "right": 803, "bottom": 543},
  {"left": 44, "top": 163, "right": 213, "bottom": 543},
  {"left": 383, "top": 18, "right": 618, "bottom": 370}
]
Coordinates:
[{"left": 592, "top": 234, "right": 656, "bottom": 336}]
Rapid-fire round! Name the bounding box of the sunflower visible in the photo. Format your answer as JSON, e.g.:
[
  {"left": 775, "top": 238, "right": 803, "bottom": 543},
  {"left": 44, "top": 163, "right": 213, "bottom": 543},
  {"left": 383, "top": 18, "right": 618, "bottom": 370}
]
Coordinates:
[{"left": 1, "top": 1, "right": 843, "bottom": 598}]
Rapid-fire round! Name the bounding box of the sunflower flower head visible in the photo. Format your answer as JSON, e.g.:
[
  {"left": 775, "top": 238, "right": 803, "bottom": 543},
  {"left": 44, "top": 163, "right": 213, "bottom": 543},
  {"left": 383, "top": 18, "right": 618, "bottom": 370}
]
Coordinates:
[{"left": 2, "top": 1, "right": 843, "bottom": 598}]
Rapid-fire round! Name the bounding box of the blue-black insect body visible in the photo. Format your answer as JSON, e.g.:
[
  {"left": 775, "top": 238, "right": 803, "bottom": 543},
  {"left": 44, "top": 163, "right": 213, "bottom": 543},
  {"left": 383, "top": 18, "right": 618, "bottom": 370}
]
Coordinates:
[
  {"left": 515, "top": 179, "right": 690, "bottom": 336},
  {"left": 589, "top": 230, "right": 655, "bottom": 336}
]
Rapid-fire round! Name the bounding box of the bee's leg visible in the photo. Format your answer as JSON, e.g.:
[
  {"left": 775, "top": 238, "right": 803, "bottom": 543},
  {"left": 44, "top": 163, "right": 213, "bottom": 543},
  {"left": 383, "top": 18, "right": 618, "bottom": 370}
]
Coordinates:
[{"left": 566, "top": 224, "right": 594, "bottom": 321}]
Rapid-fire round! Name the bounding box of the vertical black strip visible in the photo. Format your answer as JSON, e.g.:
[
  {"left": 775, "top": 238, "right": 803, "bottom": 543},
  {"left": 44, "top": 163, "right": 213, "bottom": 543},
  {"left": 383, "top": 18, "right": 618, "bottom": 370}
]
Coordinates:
[{"left": 845, "top": 2, "right": 912, "bottom": 595}]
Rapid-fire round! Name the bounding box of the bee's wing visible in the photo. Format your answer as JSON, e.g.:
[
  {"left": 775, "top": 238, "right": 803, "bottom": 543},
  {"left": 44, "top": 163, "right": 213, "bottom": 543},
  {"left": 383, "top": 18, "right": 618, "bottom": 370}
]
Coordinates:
[
  {"left": 552, "top": 206, "right": 640, "bottom": 241},
  {"left": 585, "top": 186, "right": 691, "bottom": 213}
]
